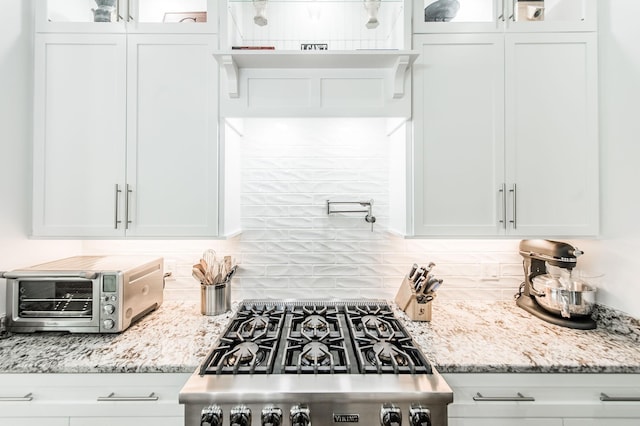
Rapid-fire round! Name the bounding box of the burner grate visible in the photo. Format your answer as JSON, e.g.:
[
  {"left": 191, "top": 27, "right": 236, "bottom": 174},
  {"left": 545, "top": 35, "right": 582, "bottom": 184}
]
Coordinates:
[{"left": 199, "top": 300, "right": 432, "bottom": 376}]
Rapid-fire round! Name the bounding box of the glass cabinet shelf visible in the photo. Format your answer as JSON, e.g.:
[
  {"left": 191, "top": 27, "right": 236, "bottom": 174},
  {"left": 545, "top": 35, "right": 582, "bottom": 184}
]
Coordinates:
[
  {"left": 37, "top": 0, "right": 217, "bottom": 33},
  {"left": 225, "top": 0, "right": 406, "bottom": 50},
  {"left": 413, "top": 0, "right": 596, "bottom": 33}
]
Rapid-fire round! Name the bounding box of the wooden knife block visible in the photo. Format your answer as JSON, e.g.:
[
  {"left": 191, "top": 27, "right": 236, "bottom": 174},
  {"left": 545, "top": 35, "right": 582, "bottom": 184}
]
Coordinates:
[{"left": 394, "top": 275, "right": 433, "bottom": 322}]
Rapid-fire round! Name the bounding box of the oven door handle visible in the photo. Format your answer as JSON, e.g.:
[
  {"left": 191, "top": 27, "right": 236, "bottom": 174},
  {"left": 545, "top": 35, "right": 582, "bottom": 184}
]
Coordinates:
[{"left": 1, "top": 271, "right": 98, "bottom": 280}]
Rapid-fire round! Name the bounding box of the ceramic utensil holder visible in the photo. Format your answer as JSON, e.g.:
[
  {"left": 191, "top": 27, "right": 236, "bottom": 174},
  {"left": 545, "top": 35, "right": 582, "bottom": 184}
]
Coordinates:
[
  {"left": 201, "top": 281, "right": 231, "bottom": 316},
  {"left": 394, "top": 275, "right": 433, "bottom": 322}
]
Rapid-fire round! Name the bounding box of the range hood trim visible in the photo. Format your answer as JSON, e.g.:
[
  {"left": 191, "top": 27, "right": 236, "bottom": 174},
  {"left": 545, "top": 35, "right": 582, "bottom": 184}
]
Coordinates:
[{"left": 213, "top": 50, "right": 419, "bottom": 99}]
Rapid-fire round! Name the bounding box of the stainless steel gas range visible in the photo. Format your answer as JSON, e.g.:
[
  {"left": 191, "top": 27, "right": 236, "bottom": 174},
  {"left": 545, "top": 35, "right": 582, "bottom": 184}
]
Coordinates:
[{"left": 179, "top": 300, "right": 453, "bottom": 426}]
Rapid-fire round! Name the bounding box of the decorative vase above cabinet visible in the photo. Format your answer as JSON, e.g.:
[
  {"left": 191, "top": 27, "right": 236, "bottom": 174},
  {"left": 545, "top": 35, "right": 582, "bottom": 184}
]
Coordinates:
[
  {"left": 36, "top": 0, "right": 218, "bottom": 33},
  {"left": 413, "top": 0, "right": 597, "bottom": 33}
]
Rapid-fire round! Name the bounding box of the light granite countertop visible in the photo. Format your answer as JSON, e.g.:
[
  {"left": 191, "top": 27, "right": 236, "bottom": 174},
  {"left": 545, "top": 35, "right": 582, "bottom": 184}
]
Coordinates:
[{"left": 1, "top": 300, "right": 639, "bottom": 374}]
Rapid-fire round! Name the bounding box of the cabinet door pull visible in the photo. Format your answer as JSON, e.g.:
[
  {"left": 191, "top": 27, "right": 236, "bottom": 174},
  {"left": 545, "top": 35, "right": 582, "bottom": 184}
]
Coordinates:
[
  {"left": 0, "top": 393, "right": 33, "bottom": 402},
  {"left": 497, "top": 0, "right": 505, "bottom": 21},
  {"left": 600, "top": 392, "right": 640, "bottom": 402},
  {"left": 125, "top": 184, "right": 133, "bottom": 229},
  {"left": 114, "top": 184, "right": 122, "bottom": 229},
  {"left": 473, "top": 392, "right": 535, "bottom": 402},
  {"left": 509, "top": 184, "right": 517, "bottom": 229},
  {"left": 97, "top": 392, "right": 158, "bottom": 402},
  {"left": 509, "top": 0, "right": 516, "bottom": 21},
  {"left": 499, "top": 184, "right": 507, "bottom": 228}
]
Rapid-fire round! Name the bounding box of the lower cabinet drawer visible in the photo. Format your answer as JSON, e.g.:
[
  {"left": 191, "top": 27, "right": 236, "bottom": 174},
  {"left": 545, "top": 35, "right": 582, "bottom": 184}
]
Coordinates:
[
  {"left": 449, "top": 419, "right": 562, "bottom": 426},
  {"left": 0, "top": 418, "right": 68, "bottom": 426},
  {"left": 70, "top": 417, "right": 182, "bottom": 426},
  {"left": 564, "top": 420, "right": 640, "bottom": 426}
]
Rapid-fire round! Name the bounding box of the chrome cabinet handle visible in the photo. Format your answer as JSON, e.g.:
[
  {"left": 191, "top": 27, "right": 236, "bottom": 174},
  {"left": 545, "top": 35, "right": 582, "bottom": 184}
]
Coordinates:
[
  {"left": 498, "top": 183, "right": 506, "bottom": 228},
  {"left": 125, "top": 184, "right": 132, "bottom": 229},
  {"left": 509, "top": 184, "right": 517, "bottom": 229},
  {"left": 97, "top": 392, "right": 158, "bottom": 402},
  {"left": 600, "top": 393, "right": 640, "bottom": 402},
  {"left": 509, "top": 0, "right": 516, "bottom": 21},
  {"left": 0, "top": 393, "right": 33, "bottom": 402},
  {"left": 498, "top": 0, "right": 505, "bottom": 21},
  {"left": 128, "top": 0, "right": 134, "bottom": 21},
  {"left": 473, "top": 392, "right": 535, "bottom": 402},
  {"left": 114, "top": 184, "right": 122, "bottom": 229}
]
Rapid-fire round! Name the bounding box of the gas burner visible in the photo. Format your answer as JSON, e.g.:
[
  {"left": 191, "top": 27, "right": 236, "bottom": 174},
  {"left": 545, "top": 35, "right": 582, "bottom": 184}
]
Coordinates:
[
  {"left": 367, "top": 341, "right": 409, "bottom": 366},
  {"left": 241, "top": 315, "right": 270, "bottom": 332},
  {"left": 225, "top": 342, "right": 262, "bottom": 367},
  {"left": 361, "top": 315, "right": 389, "bottom": 332},
  {"left": 301, "top": 342, "right": 331, "bottom": 366},
  {"left": 301, "top": 314, "right": 330, "bottom": 340}
]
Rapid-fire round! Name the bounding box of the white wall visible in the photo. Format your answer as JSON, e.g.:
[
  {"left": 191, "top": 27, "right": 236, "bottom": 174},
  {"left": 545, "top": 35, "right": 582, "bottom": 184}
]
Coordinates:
[
  {"left": 576, "top": 0, "right": 640, "bottom": 318},
  {"left": 0, "top": 1, "right": 81, "bottom": 315}
]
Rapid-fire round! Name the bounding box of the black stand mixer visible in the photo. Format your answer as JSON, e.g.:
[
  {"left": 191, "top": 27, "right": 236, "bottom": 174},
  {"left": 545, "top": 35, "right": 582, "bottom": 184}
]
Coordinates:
[{"left": 516, "top": 239, "right": 597, "bottom": 330}]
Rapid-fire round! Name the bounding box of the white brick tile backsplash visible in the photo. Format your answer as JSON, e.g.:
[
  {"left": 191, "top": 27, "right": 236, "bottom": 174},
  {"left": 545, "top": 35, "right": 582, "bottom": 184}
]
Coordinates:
[
  {"left": 288, "top": 253, "right": 336, "bottom": 264},
  {"left": 335, "top": 277, "right": 383, "bottom": 288},
  {"left": 84, "top": 118, "right": 524, "bottom": 303},
  {"left": 334, "top": 252, "right": 383, "bottom": 264},
  {"left": 243, "top": 205, "right": 290, "bottom": 218},
  {"left": 313, "top": 265, "right": 361, "bottom": 276},
  {"left": 312, "top": 241, "right": 362, "bottom": 252},
  {"left": 266, "top": 265, "right": 314, "bottom": 276}
]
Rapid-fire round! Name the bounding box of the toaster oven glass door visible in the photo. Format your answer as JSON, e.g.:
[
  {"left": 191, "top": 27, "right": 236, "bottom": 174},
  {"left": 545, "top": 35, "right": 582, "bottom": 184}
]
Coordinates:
[{"left": 18, "top": 279, "right": 94, "bottom": 319}]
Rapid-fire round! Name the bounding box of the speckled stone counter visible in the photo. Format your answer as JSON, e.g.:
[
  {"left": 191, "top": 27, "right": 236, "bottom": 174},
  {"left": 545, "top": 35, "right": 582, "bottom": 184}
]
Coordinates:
[{"left": 1, "top": 300, "right": 639, "bottom": 374}]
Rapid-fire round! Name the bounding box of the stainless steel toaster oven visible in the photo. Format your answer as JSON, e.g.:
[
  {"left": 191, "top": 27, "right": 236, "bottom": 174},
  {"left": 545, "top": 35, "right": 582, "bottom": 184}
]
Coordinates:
[{"left": 2, "top": 256, "right": 163, "bottom": 333}]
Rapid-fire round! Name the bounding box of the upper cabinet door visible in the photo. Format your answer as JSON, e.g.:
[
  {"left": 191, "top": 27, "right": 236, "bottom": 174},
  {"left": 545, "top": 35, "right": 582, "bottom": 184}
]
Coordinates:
[
  {"left": 412, "top": 34, "right": 505, "bottom": 236},
  {"left": 124, "top": 35, "right": 219, "bottom": 237},
  {"left": 32, "top": 34, "right": 128, "bottom": 237},
  {"left": 413, "top": 0, "right": 597, "bottom": 34},
  {"left": 504, "top": 32, "right": 599, "bottom": 237},
  {"left": 36, "top": 0, "right": 218, "bottom": 34}
]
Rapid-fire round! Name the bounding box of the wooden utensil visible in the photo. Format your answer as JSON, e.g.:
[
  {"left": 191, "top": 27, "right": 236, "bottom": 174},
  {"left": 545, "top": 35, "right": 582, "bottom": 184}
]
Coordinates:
[{"left": 192, "top": 267, "right": 206, "bottom": 284}]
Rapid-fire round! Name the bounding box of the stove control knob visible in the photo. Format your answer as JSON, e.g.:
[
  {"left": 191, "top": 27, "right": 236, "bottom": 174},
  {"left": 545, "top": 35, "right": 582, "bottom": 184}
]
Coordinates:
[
  {"left": 380, "top": 403, "right": 402, "bottom": 426},
  {"left": 409, "top": 405, "right": 431, "bottom": 426},
  {"left": 103, "top": 304, "right": 115, "bottom": 315},
  {"left": 230, "top": 405, "right": 251, "bottom": 426},
  {"left": 261, "top": 406, "right": 283, "bottom": 426},
  {"left": 290, "top": 404, "right": 311, "bottom": 426},
  {"left": 102, "top": 319, "right": 115, "bottom": 330},
  {"left": 201, "top": 405, "right": 223, "bottom": 426}
]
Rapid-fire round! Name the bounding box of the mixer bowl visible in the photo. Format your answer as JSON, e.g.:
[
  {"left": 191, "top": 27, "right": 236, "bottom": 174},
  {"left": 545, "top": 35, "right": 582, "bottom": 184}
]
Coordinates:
[{"left": 531, "top": 274, "right": 596, "bottom": 318}]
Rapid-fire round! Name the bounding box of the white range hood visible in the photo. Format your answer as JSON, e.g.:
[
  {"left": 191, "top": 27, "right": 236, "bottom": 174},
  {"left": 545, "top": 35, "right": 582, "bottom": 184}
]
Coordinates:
[
  {"left": 216, "top": 0, "right": 415, "bottom": 118},
  {"left": 214, "top": 50, "right": 418, "bottom": 118}
]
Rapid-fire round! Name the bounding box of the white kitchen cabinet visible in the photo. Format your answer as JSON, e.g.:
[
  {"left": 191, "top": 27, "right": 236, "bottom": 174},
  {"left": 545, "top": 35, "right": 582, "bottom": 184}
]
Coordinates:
[
  {"left": 36, "top": 0, "right": 218, "bottom": 34},
  {"left": 32, "top": 34, "right": 219, "bottom": 238},
  {"left": 0, "top": 373, "right": 189, "bottom": 424},
  {"left": 449, "top": 420, "right": 562, "bottom": 426},
  {"left": 412, "top": 32, "right": 598, "bottom": 237},
  {"left": 0, "top": 420, "right": 68, "bottom": 426},
  {"left": 443, "top": 374, "right": 640, "bottom": 424},
  {"left": 413, "top": 0, "right": 597, "bottom": 34},
  {"left": 70, "top": 418, "right": 181, "bottom": 426},
  {"left": 564, "top": 421, "right": 640, "bottom": 426}
]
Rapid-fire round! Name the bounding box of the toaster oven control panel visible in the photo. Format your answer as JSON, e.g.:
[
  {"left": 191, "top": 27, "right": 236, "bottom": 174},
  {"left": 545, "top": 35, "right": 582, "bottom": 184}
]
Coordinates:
[{"left": 99, "top": 274, "right": 119, "bottom": 332}]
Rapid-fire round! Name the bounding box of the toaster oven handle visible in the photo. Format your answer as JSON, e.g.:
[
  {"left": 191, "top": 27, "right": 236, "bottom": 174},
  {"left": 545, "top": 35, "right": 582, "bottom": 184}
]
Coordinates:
[
  {"left": 1, "top": 271, "right": 98, "bottom": 280},
  {"left": 97, "top": 392, "right": 158, "bottom": 402}
]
